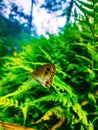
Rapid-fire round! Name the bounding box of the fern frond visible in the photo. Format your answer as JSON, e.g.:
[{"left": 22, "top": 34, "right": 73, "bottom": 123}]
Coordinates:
[
  {"left": 54, "top": 76, "right": 74, "bottom": 96},
  {"left": 77, "top": 0, "right": 94, "bottom": 10},
  {"left": 32, "top": 106, "right": 65, "bottom": 124},
  {"left": 0, "top": 98, "right": 19, "bottom": 108},
  {"left": 20, "top": 103, "right": 29, "bottom": 125},
  {"left": 75, "top": 1, "right": 94, "bottom": 17},
  {"left": 1, "top": 79, "right": 39, "bottom": 99},
  {"left": 72, "top": 103, "right": 88, "bottom": 126},
  {"left": 76, "top": 55, "right": 92, "bottom": 64}
]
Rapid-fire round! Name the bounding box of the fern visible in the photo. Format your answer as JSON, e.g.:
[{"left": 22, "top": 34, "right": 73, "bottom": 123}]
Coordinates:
[
  {"left": 0, "top": 98, "right": 19, "bottom": 108},
  {"left": 0, "top": 5, "right": 98, "bottom": 128}
]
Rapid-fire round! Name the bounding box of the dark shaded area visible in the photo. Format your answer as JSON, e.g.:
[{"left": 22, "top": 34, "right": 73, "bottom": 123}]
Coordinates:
[{"left": 0, "top": 14, "right": 30, "bottom": 56}]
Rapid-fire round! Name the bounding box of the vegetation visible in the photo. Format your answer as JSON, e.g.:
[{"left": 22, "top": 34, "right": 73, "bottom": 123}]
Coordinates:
[{"left": 0, "top": 0, "right": 98, "bottom": 130}]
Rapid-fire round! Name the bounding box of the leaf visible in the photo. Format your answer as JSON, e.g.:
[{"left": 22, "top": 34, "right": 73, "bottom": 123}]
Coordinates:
[
  {"left": 77, "top": 0, "right": 94, "bottom": 9},
  {"left": 88, "top": 93, "right": 96, "bottom": 104},
  {"left": 88, "top": 121, "right": 94, "bottom": 130},
  {"left": 80, "top": 124, "right": 85, "bottom": 130},
  {"left": 75, "top": 1, "right": 94, "bottom": 17},
  {"left": 87, "top": 68, "right": 95, "bottom": 80}
]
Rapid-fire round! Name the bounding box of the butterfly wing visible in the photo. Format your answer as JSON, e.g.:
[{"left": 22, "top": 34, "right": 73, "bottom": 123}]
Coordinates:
[{"left": 30, "top": 64, "right": 56, "bottom": 88}]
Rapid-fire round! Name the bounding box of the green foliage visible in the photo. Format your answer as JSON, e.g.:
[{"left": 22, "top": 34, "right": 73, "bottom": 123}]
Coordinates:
[
  {"left": 0, "top": 0, "right": 98, "bottom": 130},
  {"left": 0, "top": 15, "right": 30, "bottom": 57}
]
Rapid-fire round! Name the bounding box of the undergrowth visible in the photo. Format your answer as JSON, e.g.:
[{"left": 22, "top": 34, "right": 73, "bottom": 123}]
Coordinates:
[{"left": 0, "top": 0, "right": 98, "bottom": 130}]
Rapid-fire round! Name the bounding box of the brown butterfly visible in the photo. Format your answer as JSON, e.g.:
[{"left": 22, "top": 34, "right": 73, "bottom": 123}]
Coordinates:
[{"left": 30, "top": 64, "right": 56, "bottom": 88}]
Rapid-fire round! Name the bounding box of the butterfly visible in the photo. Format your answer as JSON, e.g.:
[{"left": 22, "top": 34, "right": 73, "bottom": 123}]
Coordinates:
[{"left": 30, "top": 64, "right": 56, "bottom": 88}]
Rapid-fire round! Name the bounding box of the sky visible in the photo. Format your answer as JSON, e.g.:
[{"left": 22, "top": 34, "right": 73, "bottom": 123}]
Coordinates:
[
  {"left": 2, "top": 0, "right": 82, "bottom": 36},
  {"left": 13, "top": 0, "right": 66, "bottom": 36}
]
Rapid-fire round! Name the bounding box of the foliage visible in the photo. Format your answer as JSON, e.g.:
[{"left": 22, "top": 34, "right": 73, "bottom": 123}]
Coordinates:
[
  {"left": 0, "top": 0, "right": 98, "bottom": 130},
  {"left": 41, "top": 0, "right": 75, "bottom": 24},
  {"left": 0, "top": 15, "right": 30, "bottom": 57},
  {"left": 0, "top": 0, "right": 38, "bottom": 35},
  {"left": 41, "top": 0, "right": 66, "bottom": 12}
]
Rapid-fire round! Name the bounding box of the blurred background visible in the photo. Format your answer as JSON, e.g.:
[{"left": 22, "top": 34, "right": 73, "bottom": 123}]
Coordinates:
[{"left": 0, "top": 0, "right": 79, "bottom": 56}]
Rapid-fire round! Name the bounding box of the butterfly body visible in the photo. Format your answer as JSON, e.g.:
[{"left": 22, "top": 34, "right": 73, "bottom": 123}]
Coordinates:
[{"left": 30, "top": 64, "right": 56, "bottom": 88}]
